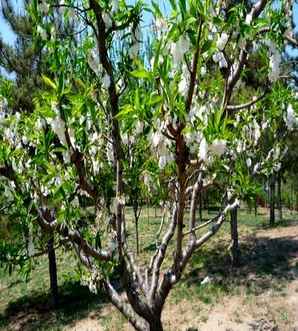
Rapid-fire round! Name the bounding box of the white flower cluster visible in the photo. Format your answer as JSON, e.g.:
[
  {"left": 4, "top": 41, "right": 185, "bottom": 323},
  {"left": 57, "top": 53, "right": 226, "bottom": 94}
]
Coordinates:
[
  {"left": 284, "top": 104, "right": 298, "bottom": 130},
  {"left": 216, "top": 33, "right": 228, "bottom": 51},
  {"left": 178, "top": 65, "right": 190, "bottom": 96},
  {"left": 170, "top": 36, "right": 190, "bottom": 68},
  {"left": 241, "top": 119, "right": 261, "bottom": 148},
  {"left": 48, "top": 103, "right": 67, "bottom": 145},
  {"left": 0, "top": 98, "right": 8, "bottom": 123},
  {"left": 265, "top": 41, "right": 281, "bottom": 83},
  {"left": 37, "top": 25, "right": 47, "bottom": 41},
  {"left": 188, "top": 103, "right": 210, "bottom": 125},
  {"left": 212, "top": 51, "right": 228, "bottom": 69},
  {"left": 151, "top": 120, "right": 174, "bottom": 168},
  {"left": 87, "top": 49, "right": 111, "bottom": 89}
]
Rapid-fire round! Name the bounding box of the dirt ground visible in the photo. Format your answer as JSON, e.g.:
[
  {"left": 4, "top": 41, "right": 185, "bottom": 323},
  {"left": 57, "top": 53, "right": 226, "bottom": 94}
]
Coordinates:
[
  {"left": 64, "top": 222, "right": 298, "bottom": 331},
  {"left": 2, "top": 220, "right": 298, "bottom": 331}
]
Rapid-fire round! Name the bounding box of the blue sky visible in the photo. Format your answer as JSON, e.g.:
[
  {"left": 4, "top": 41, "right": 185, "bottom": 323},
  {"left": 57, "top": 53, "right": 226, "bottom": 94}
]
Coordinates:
[
  {"left": 1, "top": 1, "right": 298, "bottom": 48},
  {"left": 0, "top": 0, "right": 23, "bottom": 45}
]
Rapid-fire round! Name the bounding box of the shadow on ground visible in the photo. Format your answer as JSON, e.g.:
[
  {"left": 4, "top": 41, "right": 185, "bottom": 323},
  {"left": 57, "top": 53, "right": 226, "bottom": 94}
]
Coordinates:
[
  {"left": 178, "top": 221, "right": 298, "bottom": 303},
  {"left": 0, "top": 280, "right": 107, "bottom": 331}
]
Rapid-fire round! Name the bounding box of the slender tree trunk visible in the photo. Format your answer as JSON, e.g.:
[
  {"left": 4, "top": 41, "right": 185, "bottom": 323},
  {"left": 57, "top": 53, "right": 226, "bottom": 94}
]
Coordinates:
[
  {"left": 147, "top": 202, "right": 150, "bottom": 225},
  {"left": 199, "top": 191, "right": 203, "bottom": 222},
  {"left": 135, "top": 218, "right": 139, "bottom": 255},
  {"left": 277, "top": 172, "right": 282, "bottom": 221},
  {"left": 254, "top": 197, "right": 258, "bottom": 219},
  {"left": 230, "top": 207, "right": 240, "bottom": 267},
  {"left": 269, "top": 174, "right": 275, "bottom": 226},
  {"left": 133, "top": 206, "right": 140, "bottom": 255},
  {"left": 47, "top": 234, "right": 58, "bottom": 307}
]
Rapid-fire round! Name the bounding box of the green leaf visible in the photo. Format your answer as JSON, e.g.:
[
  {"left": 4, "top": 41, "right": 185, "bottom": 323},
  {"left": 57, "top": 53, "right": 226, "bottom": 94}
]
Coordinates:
[
  {"left": 148, "top": 94, "right": 163, "bottom": 106},
  {"left": 116, "top": 104, "right": 134, "bottom": 119},
  {"left": 130, "top": 69, "right": 152, "bottom": 79},
  {"left": 151, "top": 1, "right": 162, "bottom": 17},
  {"left": 42, "top": 75, "right": 57, "bottom": 90}
]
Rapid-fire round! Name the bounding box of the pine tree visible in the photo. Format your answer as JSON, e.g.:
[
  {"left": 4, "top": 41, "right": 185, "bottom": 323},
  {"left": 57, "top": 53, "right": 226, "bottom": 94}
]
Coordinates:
[{"left": 0, "top": 0, "right": 59, "bottom": 306}]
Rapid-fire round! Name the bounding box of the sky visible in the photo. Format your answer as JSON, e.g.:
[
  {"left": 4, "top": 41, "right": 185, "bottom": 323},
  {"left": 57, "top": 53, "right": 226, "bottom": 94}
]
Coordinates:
[
  {"left": 1, "top": 1, "right": 298, "bottom": 50},
  {"left": 0, "top": 0, "right": 23, "bottom": 45}
]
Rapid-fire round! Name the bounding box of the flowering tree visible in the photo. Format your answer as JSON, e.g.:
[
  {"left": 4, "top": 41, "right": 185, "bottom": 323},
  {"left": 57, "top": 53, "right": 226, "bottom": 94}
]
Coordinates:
[{"left": 0, "top": 0, "right": 297, "bottom": 330}]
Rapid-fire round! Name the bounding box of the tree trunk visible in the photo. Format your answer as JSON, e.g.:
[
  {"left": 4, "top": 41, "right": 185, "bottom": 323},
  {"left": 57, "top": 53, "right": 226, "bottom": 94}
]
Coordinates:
[
  {"left": 148, "top": 316, "right": 163, "bottom": 331},
  {"left": 199, "top": 191, "right": 203, "bottom": 222},
  {"left": 135, "top": 218, "right": 139, "bottom": 255},
  {"left": 47, "top": 234, "right": 58, "bottom": 307},
  {"left": 230, "top": 207, "right": 240, "bottom": 267},
  {"left": 269, "top": 174, "right": 275, "bottom": 226},
  {"left": 277, "top": 172, "right": 282, "bottom": 222},
  {"left": 133, "top": 206, "right": 140, "bottom": 255},
  {"left": 254, "top": 198, "right": 257, "bottom": 219}
]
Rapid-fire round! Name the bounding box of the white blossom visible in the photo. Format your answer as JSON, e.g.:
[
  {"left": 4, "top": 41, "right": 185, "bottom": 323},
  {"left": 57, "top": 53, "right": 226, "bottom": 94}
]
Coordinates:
[
  {"left": 135, "top": 121, "right": 144, "bottom": 135},
  {"left": 37, "top": 25, "right": 47, "bottom": 40},
  {"left": 253, "top": 163, "right": 260, "bottom": 174},
  {"left": 246, "top": 158, "right": 252, "bottom": 168},
  {"left": 178, "top": 76, "right": 188, "bottom": 95},
  {"left": 199, "top": 137, "right": 208, "bottom": 161},
  {"left": 268, "top": 51, "right": 281, "bottom": 82},
  {"left": 63, "top": 150, "right": 71, "bottom": 163},
  {"left": 48, "top": 111, "right": 67, "bottom": 145},
  {"left": 170, "top": 36, "right": 190, "bottom": 68},
  {"left": 200, "top": 66, "right": 207, "bottom": 76},
  {"left": 264, "top": 41, "right": 281, "bottom": 82},
  {"left": 36, "top": 118, "right": 46, "bottom": 130},
  {"left": 87, "top": 49, "right": 101, "bottom": 76},
  {"left": 3, "top": 127, "right": 16, "bottom": 145},
  {"left": 245, "top": 13, "right": 253, "bottom": 25},
  {"left": 216, "top": 32, "right": 228, "bottom": 51},
  {"left": 284, "top": 104, "right": 297, "bottom": 130},
  {"left": 212, "top": 52, "right": 228, "bottom": 68},
  {"left": 253, "top": 119, "right": 261, "bottom": 144},
  {"left": 152, "top": 131, "right": 162, "bottom": 147}
]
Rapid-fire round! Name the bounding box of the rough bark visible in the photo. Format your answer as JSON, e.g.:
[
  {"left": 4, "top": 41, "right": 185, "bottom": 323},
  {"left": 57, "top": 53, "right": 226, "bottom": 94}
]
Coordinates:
[
  {"left": 199, "top": 191, "right": 203, "bottom": 222},
  {"left": 148, "top": 316, "right": 163, "bottom": 331},
  {"left": 277, "top": 172, "right": 282, "bottom": 222},
  {"left": 269, "top": 174, "right": 275, "bottom": 226},
  {"left": 133, "top": 207, "right": 140, "bottom": 255},
  {"left": 47, "top": 234, "right": 58, "bottom": 307},
  {"left": 254, "top": 198, "right": 258, "bottom": 218},
  {"left": 230, "top": 207, "right": 240, "bottom": 267}
]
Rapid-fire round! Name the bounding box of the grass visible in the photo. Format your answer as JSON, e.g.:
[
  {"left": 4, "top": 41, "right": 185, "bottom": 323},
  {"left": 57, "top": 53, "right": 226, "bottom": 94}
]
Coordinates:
[{"left": 0, "top": 207, "right": 298, "bottom": 330}]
